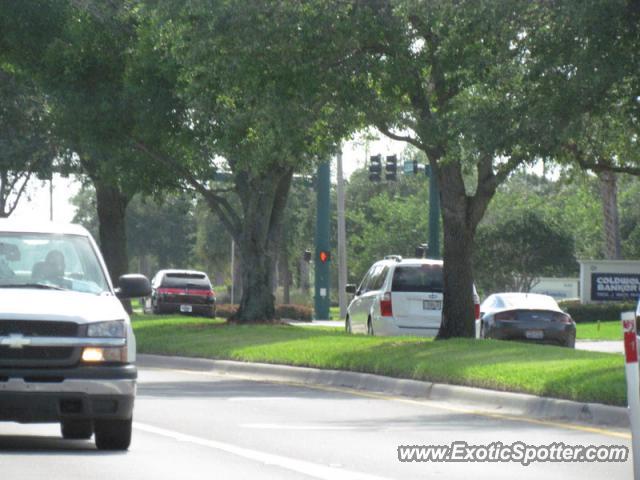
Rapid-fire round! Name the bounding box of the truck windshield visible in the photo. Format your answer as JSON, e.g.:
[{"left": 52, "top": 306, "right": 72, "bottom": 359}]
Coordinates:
[{"left": 0, "top": 232, "right": 110, "bottom": 294}]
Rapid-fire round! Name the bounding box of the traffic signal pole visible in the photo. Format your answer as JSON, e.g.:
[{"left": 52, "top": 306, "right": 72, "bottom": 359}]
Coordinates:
[
  {"left": 336, "top": 149, "right": 348, "bottom": 320},
  {"left": 314, "top": 160, "right": 331, "bottom": 320},
  {"left": 428, "top": 166, "right": 440, "bottom": 259}
]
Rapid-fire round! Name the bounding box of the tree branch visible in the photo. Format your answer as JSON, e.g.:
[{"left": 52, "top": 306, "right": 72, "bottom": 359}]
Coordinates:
[
  {"left": 565, "top": 142, "right": 640, "bottom": 176},
  {"left": 133, "top": 140, "right": 243, "bottom": 238},
  {"left": 5, "top": 172, "right": 31, "bottom": 217},
  {"left": 493, "top": 154, "right": 527, "bottom": 187},
  {"left": 375, "top": 124, "right": 426, "bottom": 151}
]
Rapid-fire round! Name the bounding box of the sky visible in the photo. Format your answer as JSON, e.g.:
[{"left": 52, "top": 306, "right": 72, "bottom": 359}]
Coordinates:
[
  {"left": 13, "top": 174, "right": 81, "bottom": 223},
  {"left": 12, "top": 133, "right": 409, "bottom": 224}
]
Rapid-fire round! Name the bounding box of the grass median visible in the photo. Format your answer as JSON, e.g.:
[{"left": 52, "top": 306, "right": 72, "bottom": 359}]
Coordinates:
[
  {"left": 132, "top": 314, "right": 626, "bottom": 406},
  {"left": 576, "top": 321, "right": 622, "bottom": 341}
]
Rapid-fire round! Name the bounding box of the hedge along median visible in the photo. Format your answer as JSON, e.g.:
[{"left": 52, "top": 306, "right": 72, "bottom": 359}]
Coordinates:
[{"left": 131, "top": 314, "right": 626, "bottom": 406}]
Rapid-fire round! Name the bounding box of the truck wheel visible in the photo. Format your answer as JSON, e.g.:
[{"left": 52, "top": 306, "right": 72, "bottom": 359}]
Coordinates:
[
  {"left": 94, "top": 418, "right": 132, "bottom": 451},
  {"left": 61, "top": 420, "right": 93, "bottom": 440}
]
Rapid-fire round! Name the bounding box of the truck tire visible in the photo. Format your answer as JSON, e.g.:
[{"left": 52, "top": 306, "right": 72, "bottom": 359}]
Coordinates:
[
  {"left": 94, "top": 418, "right": 132, "bottom": 451},
  {"left": 61, "top": 420, "right": 93, "bottom": 440}
]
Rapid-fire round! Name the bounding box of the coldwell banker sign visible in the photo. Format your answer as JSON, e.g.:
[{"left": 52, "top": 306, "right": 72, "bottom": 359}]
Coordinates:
[
  {"left": 579, "top": 260, "right": 640, "bottom": 304},
  {"left": 591, "top": 273, "right": 640, "bottom": 301}
]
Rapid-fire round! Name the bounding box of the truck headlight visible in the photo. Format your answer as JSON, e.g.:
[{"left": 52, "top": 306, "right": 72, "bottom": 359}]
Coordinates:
[
  {"left": 82, "top": 347, "right": 127, "bottom": 363},
  {"left": 87, "top": 321, "right": 125, "bottom": 338},
  {"left": 84, "top": 321, "right": 128, "bottom": 363}
]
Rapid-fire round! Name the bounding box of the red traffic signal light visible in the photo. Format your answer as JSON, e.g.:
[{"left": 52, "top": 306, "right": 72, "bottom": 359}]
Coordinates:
[{"left": 319, "top": 251, "right": 330, "bottom": 263}]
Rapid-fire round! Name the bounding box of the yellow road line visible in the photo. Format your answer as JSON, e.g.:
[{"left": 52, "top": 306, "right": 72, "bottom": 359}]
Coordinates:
[{"left": 141, "top": 366, "right": 631, "bottom": 441}]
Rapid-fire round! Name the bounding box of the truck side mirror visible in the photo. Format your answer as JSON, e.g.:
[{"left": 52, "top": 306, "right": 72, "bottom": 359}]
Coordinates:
[{"left": 116, "top": 274, "right": 151, "bottom": 299}]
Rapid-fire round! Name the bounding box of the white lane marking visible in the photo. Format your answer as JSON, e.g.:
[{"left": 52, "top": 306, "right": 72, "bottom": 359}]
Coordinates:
[
  {"left": 134, "top": 422, "right": 391, "bottom": 480},
  {"left": 242, "top": 423, "right": 357, "bottom": 431}
]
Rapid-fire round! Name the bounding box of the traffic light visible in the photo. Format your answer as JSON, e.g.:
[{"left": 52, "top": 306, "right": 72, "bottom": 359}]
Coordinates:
[
  {"left": 385, "top": 155, "right": 397, "bottom": 181},
  {"left": 403, "top": 160, "right": 419, "bottom": 175},
  {"left": 424, "top": 163, "right": 432, "bottom": 178},
  {"left": 368, "top": 155, "right": 382, "bottom": 182},
  {"left": 415, "top": 243, "right": 428, "bottom": 258},
  {"left": 319, "top": 250, "right": 330, "bottom": 263}
]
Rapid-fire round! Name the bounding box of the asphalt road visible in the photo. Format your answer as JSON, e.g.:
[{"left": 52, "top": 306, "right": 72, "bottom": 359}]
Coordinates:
[{"left": 0, "top": 365, "right": 632, "bottom": 479}]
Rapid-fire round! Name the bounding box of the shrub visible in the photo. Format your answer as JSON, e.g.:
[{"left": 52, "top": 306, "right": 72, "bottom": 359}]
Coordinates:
[
  {"left": 215, "top": 303, "right": 239, "bottom": 319},
  {"left": 276, "top": 304, "right": 313, "bottom": 321},
  {"left": 558, "top": 300, "right": 636, "bottom": 323},
  {"left": 213, "top": 303, "right": 313, "bottom": 321}
]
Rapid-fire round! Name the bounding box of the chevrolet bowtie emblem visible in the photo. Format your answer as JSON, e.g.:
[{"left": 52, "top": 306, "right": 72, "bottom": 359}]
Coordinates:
[{"left": 2, "top": 334, "right": 32, "bottom": 349}]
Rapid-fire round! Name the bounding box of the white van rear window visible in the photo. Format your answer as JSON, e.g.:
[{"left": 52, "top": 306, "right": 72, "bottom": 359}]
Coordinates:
[{"left": 392, "top": 265, "right": 443, "bottom": 293}]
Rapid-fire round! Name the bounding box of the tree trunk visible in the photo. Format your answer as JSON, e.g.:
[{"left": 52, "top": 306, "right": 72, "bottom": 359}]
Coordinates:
[
  {"left": 597, "top": 169, "right": 621, "bottom": 260},
  {"left": 232, "top": 169, "right": 293, "bottom": 323},
  {"left": 235, "top": 234, "right": 277, "bottom": 321},
  {"left": 438, "top": 215, "right": 476, "bottom": 338},
  {"left": 94, "top": 179, "right": 132, "bottom": 293},
  {"left": 281, "top": 246, "right": 291, "bottom": 305},
  {"left": 436, "top": 161, "right": 494, "bottom": 339},
  {"left": 300, "top": 256, "right": 310, "bottom": 294},
  {"left": 232, "top": 245, "right": 242, "bottom": 304}
]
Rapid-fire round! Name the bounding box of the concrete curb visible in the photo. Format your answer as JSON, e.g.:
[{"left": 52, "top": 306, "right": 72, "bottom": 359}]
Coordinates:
[{"left": 137, "top": 354, "right": 630, "bottom": 430}]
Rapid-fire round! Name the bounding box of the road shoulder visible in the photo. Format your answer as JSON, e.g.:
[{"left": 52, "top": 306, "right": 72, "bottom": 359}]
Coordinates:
[{"left": 137, "top": 354, "right": 629, "bottom": 432}]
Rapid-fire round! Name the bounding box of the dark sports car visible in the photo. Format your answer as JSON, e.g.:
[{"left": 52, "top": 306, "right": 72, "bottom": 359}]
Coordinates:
[{"left": 476, "top": 292, "right": 576, "bottom": 348}]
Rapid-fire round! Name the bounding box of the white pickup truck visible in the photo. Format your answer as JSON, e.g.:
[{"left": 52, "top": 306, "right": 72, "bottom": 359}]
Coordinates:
[{"left": 0, "top": 221, "right": 150, "bottom": 450}]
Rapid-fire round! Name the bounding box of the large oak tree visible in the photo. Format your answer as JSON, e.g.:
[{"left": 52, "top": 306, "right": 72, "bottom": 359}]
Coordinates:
[{"left": 130, "top": 1, "right": 361, "bottom": 321}]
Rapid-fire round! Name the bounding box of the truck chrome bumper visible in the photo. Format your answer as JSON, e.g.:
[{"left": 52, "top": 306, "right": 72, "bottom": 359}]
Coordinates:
[
  {"left": 0, "top": 377, "right": 135, "bottom": 396},
  {"left": 0, "top": 335, "right": 126, "bottom": 349}
]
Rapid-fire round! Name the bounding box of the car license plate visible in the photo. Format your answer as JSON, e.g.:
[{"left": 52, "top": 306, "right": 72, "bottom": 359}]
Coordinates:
[
  {"left": 423, "top": 300, "right": 441, "bottom": 310},
  {"left": 180, "top": 305, "right": 193, "bottom": 313},
  {"left": 525, "top": 329, "right": 544, "bottom": 340}
]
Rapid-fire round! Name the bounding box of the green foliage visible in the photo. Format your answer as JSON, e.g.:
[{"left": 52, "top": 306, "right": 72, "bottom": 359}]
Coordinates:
[
  {"left": 344, "top": 156, "right": 431, "bottom": 283},
  {"left": 191, "top": 201, "right": 233, "bottom": 283},
  {"left": 126, "top": 193, "right": 196, "bottom": 272},
  {"left": 558, "top": 300, "right": 636, "bottom": 324},
  {"left": 474, "top": 211, "right": 577, "bottom": 294},
  {"left": 484, "top": 170, "right": 603, "bottom": 260},
  {"left": 72, "top": 185, "right": 198, "bottom": 276},
  {"left": 0, "top": 65, "right": 52, "bottom": 216},
  {"left": 70, "top": 182, "right": 99, "bottom": 237},
  {"left": 619, "top": 176, "right": 640, "bottom": 258}
]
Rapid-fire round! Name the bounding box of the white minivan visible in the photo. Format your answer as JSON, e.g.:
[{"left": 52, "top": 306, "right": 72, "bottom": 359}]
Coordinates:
[{"left": 345, "top": 256, "right": 479, "bottom": 337}]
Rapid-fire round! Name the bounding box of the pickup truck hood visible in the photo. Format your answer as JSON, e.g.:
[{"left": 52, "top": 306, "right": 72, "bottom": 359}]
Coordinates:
[{"left": 0, "top": 289, "right": 128, "bottom": 324}]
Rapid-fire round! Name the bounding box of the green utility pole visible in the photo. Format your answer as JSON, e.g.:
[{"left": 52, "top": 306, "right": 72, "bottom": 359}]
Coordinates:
[
  {"left": 425, "top": 164, "right": 441, "bottom": 259},
  {"left": 314, "top": 160, "right": 331, "bottom": 320}
]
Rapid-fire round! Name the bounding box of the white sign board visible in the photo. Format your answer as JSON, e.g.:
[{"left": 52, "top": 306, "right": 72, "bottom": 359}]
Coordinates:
[{"left": 530, "top": 277, "right": 579, "bottom": 300}]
